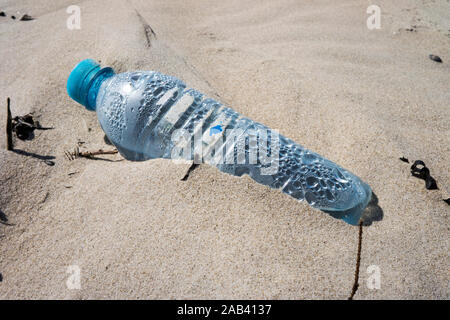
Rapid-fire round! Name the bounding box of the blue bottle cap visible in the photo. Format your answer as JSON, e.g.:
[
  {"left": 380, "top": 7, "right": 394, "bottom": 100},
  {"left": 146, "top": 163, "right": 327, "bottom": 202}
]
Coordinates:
[{"left": 67, "top": 59, "right": 103, "bottom": 109}]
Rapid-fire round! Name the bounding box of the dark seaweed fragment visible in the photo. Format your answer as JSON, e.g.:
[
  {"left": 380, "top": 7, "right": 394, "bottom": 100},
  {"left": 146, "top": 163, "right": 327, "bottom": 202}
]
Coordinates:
[{"left": 410, "top": 160, "right": 438, "bottom": 190}]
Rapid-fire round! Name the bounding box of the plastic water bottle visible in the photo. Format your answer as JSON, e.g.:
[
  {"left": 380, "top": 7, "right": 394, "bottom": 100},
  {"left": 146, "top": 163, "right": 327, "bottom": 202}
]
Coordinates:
[{"left": 67, "top": 59, "right": 372, "bottom": 225}]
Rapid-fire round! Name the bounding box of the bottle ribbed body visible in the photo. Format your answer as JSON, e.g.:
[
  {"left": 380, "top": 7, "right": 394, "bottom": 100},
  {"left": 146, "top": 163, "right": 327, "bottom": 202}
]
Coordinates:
[{"left": 95, "top": 71, "right": 371, "bottom": 224}]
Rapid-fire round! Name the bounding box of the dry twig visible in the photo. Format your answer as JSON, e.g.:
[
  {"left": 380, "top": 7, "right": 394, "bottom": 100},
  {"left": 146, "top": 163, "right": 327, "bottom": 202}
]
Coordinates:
[
  {"left": 65, "top": 146, "right": 118, "bottom": 161},
  {"left": 348, "top": 220, "right": 364, "bottom": 300},
  {"left": 6, "top": 98, "right": 13, "bottom": 150}
]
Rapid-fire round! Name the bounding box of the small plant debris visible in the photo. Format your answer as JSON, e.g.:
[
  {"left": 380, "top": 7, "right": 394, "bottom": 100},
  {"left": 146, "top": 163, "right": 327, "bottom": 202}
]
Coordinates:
[
  {"left": 348, "top": 220, "right": 363, "bottom": 300},
  {"left": 443, "top": 198, "right": 450, "bottom": 205},
  {"left": 20, "top": 14, "right": 34, "bottom": 21},
  {"left": 12, "top": 113, "right": 52, "bottom": 140},
  {"left": 64, "top": 147, "right": 118, "bottom": 161},
  {"left": 410, "top": 160, "right": 438, "bottom": 190},
  {"left": 405, "top": 26, "right": 417, "bottom": 32},
  {"left": 6, "top": 98, "right": 13, "bottom": 150},
  {"left": 429, "top": 54, "right": 443, "bottom": 63},
  {"left": 181, "top": 163, "right": 200, "bottom": 181},
  {"left": 399, "top": 157, "right": 409, "bottom": 163},
  {"left": 0, "top": 11, "right": 6, "bottom": 17}
]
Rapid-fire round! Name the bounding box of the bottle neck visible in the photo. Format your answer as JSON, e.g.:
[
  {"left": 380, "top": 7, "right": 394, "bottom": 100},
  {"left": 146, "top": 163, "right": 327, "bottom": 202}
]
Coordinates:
[{"left": 86, "top": 67, "right": 115, "bottom": 111}]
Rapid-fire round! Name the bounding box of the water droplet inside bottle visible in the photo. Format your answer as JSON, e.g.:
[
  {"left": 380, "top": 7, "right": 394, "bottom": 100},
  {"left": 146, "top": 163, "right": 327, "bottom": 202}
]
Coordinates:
[
  {"left": 306, "top": 176, "right": 319, "bottom": 188},
  {"left": 303, "top": 152, "right": 317, "bottom": 164},
  {"left": 325, "top": 189, "right": 335, "bottom": 201},
  {"left": 305, "top": 191, "right": 317, "bottom": 205},
  {"left": 333, "top": 168, "right": 349, "bottom": 183}
]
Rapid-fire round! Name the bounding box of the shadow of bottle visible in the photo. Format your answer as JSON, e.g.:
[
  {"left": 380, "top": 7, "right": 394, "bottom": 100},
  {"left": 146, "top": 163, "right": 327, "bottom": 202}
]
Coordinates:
[{"left": 359, "top": 192, "right": 383, "bottom": 226}]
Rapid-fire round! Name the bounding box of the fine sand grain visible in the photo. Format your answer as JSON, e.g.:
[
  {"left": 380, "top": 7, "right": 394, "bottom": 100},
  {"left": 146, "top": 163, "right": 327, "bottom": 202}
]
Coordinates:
[{"left": 0, "top": 0, "right": 448, "bottom": 299}]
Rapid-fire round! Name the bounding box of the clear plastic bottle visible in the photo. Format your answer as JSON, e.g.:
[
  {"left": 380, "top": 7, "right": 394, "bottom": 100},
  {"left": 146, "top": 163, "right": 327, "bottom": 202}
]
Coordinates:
[{"left": 67, "top": 59, "right": 372, "bottom": 225}]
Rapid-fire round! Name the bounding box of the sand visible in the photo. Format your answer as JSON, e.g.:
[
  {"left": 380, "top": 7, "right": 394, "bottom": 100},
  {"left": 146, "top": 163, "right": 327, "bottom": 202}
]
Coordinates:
[{"left": 0, "top": 0, "right": 448, "bottom": 299}]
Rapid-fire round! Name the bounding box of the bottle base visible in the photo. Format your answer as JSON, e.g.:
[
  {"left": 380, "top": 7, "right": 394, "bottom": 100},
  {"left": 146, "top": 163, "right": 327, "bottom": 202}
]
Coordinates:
[{"left": 322, "top": 182, "right": 372, "bottom": 225}]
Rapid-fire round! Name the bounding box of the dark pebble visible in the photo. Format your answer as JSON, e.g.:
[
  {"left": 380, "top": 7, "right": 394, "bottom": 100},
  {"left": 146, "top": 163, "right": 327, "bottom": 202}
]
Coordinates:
[
  {"left": 0, "top": 11, "right": 6, "bottom": 17},
  {"left": 429, "top": 54, "right": 443, "bottom": 63},
  {"left": 11, "top": 15, "right": 15, "bottom": 19},
  {"left": 20, "top": 14, "right": 34, "bottom": 21},
  {"left": 444, "top": 198, "right": 450, "bottom": 205}
]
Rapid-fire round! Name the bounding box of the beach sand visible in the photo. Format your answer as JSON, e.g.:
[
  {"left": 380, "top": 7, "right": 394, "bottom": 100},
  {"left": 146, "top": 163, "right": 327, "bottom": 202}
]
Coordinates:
[{"left": 0, "top": 0, "right": 448, "bottom": 299}]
